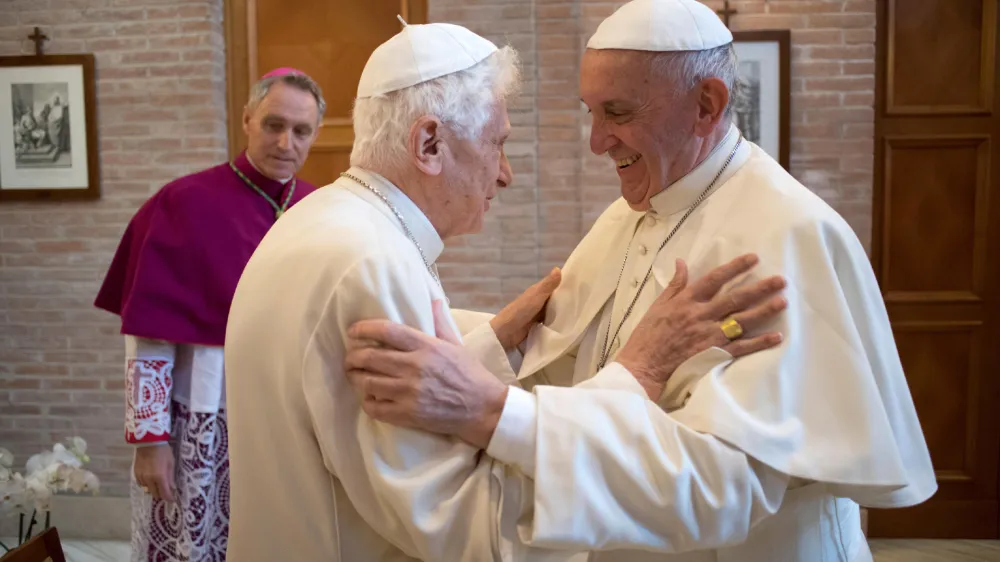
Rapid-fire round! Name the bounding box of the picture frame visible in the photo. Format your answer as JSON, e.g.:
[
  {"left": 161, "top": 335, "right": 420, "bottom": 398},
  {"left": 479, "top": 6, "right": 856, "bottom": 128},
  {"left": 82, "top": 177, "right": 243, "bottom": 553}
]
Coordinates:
[
  {"left": 0, "top": 53, "right": 99, "bottom": 201},
  {"left": 731, "top": 30, "right": 791, "bottom": 171}
]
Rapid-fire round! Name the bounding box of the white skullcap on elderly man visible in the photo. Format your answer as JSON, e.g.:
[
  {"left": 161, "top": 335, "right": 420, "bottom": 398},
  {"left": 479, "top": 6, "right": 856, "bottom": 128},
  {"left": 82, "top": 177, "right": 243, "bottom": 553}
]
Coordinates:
[
  {"left": 587, "top": 0, "right": 733, "bottom": 52},
  {"left": 357, "top": 16, "right": 498, "bottom": 98},
  {"left": 355, "top": 0, "right": 729, "bottom": 98}
]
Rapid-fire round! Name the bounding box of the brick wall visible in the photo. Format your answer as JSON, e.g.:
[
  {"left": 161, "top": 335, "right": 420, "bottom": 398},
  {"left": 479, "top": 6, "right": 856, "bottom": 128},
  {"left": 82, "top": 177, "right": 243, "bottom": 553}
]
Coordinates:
[
  {"left": 0, "top": 0, "right": 875, "bottom": 498},
  {"left": 0, "top": 0, "right": 228, "bottom": 497}
]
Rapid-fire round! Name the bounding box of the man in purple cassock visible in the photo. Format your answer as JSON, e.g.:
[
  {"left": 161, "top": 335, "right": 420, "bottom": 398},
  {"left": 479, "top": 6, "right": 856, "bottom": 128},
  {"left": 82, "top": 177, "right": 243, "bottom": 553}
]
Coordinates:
[{"left": 94, "top": 67, "right": 325, "bottom": 561}]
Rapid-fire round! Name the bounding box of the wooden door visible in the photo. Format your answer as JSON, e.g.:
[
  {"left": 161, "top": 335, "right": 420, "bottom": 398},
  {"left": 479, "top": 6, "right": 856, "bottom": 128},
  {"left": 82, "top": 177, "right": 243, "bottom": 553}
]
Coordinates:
[
  {"left": 223, "top": 0, "right": 428, "bottom": 187},
  {"left": 869, "top": 0, "right": 1000, "bottom": 539}
]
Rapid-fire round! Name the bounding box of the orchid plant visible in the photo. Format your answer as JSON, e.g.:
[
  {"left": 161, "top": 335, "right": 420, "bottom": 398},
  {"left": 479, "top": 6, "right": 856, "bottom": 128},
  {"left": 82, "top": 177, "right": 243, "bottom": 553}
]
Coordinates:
[{"left": 0, "top": 437, "right": 100, "bottom": 553}]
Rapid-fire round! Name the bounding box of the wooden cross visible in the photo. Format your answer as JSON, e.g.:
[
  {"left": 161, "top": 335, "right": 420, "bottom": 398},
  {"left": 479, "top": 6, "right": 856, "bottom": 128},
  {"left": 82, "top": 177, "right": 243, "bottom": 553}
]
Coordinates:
[
  {"left": 716, "top": 0, "right": 738, "bottom": 28},
  {"left": 28, "top": 27, "right": 48, "bottom": 56}
]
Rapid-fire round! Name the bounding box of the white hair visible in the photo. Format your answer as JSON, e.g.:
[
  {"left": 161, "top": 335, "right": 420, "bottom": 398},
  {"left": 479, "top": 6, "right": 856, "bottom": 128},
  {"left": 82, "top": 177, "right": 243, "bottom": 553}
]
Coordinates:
[
  {"left": 652, "top": 43, "right": 740, "bottom": 117},
  {"left": 350, "top": 46, "right": 521, "bottom": 172}
]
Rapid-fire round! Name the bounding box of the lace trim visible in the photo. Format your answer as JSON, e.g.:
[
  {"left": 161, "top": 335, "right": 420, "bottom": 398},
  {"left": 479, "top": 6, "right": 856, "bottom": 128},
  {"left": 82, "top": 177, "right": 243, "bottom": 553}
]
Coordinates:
[
  {"left": 131, "top": 403, "right": 230, "bottom": 561},
  {"left": 125, "top": 358, "right": 173, "bottom": 443}
]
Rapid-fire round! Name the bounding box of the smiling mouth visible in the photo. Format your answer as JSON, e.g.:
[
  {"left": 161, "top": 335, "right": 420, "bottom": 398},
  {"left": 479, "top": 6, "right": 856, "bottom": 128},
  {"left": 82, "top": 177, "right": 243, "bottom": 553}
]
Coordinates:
[{"left": 616, "top": 154, "right": 642, "bottom": 169}]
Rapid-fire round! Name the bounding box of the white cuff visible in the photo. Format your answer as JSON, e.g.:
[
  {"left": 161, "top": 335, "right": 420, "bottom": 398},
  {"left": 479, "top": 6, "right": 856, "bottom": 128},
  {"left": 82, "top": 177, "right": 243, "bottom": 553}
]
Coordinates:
[
  {"left": 575, "top": 362, "right": 648, "bottom": 396},
  {"left": 464, "top": 323, "right": 520, "bottom": 386},
  {"left": 659, "top": 347, "right": 733, "bottom": 410},
  {"left": 486, "top": 386, "right": 537, "bottom": 477}
]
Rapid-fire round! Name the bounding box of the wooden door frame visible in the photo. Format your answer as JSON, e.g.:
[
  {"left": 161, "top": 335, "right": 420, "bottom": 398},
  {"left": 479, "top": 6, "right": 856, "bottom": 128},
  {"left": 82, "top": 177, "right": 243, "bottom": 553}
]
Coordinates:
[{"left": 222, "top": 0, "right": 429, "bottom": 159}]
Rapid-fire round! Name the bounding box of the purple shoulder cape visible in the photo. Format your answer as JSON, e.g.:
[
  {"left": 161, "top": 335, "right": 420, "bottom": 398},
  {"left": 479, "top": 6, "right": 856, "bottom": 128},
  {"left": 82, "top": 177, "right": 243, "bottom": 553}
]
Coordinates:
[{"left": 94, "top": 151, "right": 317, "bottom": 346}]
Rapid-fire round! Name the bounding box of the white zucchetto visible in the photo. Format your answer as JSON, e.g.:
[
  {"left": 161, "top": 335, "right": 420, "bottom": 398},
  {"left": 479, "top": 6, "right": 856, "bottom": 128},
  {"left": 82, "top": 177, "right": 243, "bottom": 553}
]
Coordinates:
[
  {"left": 587, "top": 0, "right": 733, "bottom": 52},
  {"left": 356, "top": 19, "right": 498, "bottom": 98}
]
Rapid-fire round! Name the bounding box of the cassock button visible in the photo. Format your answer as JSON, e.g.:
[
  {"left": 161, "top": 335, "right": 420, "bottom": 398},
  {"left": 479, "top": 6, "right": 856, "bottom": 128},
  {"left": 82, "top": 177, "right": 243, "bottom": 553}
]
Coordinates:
[
  {"left": 638, "top": 244, "right": 648, "bottom": 255},
  {"left": 631, "top": 278, "right": 639, "bottom": 288}
]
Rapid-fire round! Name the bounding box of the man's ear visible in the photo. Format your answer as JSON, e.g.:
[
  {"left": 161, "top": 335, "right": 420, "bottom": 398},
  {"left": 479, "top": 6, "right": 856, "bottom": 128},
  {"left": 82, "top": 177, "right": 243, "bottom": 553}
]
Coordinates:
[
  {"left": 409, "top": 116, "right": 444, "bottom": 176},
  {"left": 695, "top": 77, "right": 730, "bottom": 135},
  {"left": 242, "top": 105, "right": 252, "bottom": 137}
]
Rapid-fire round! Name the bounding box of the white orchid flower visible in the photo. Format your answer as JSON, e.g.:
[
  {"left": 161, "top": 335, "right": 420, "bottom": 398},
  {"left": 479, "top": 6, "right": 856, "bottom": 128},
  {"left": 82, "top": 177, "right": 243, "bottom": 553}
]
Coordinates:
[
  {"left": 76, "top": 471, "right": 100, "bottom": 494},
  {"left": 23, "top": 473, "right": 52, "bottom": 512},
  {"left": 0, "top": 474, "right": 28, "bottom": 513},
  {"left": 51, "top": 444, "right": 82, "bottom": 469},
  {"left": 24, "top": 452, "right": 52, "bottom": 476},
  {"left": 0, "top": 447, "right": 13, "bottom": 468},
  {"left": 67, "top": 437, "right": 89, "bottom": 463},
  {"left": 2, "top": 437, "right": 101, "bottom": 517}
]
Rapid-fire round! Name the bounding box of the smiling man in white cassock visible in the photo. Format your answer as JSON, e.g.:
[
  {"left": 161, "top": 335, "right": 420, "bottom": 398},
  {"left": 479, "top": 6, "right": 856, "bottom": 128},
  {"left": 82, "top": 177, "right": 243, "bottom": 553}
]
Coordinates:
[
  {"left": 224, "top": 16, "right": 790, "bottom": 562},
  {"left": 342, "top": 0, "right": 939, "bottom": 561}
]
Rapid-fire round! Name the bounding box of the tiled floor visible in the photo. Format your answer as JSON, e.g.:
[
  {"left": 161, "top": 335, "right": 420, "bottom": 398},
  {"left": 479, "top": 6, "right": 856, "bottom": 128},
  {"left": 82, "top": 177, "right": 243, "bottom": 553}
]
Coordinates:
[
  {"left": 2, "top": 538, "right": 129, "bottom": 562},
  {"left": 62, "top": 540, "right": 131, "bottom": 561},
  {"left": 869, "top": 539, "right": 1000, "bottom": 561},
  {"left": 2, "top": 539, "right": 995, "bottom": 561}
]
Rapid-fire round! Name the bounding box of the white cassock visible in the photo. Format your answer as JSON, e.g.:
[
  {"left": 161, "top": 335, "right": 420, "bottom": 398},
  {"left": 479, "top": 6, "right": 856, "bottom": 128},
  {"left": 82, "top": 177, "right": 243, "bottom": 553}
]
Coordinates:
[
  {"left": 226, "top": 168, "right": 705, "bottom": 561},
  {"left": 462, "top": 124, "right": 939, "bottom": 561}
]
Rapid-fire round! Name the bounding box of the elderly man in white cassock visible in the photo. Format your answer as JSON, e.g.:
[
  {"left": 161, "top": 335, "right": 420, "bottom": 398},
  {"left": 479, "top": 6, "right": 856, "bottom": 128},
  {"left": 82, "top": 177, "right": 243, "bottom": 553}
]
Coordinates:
[
  {"left": 343, "top": 1, "right": 939, "bottom": 561},
  {"left": 224, "top": 15, "right": 794, "bottom": 562}
]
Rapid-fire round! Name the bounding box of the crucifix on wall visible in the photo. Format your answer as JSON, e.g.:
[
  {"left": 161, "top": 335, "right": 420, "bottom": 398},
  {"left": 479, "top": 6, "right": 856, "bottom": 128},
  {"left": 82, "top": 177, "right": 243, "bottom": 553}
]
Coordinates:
[
  {"left": 716, "top": 0, "right": 737, "bottom": 28},
  {"left": 28, "top": 26, "right": 49, "bottom": 56}
]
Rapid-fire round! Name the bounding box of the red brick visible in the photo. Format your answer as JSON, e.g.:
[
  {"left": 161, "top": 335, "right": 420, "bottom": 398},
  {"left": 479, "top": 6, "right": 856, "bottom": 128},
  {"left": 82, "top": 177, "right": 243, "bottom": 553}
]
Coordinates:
[
  {"left": 116, "top": 21, "right": 181, "bottom": 36},
  {"left": 45, "top": 379, "right": 103, "bottom": 390},
  {"left": 86, "top": 36, "right": 148, "bottom": 51},
  {"left": 766, "top": 0, "right": 844, "bottom": 13},
  {"left": 537, "top": 4, "right": 573, "bottom": 18},
  {"left": 18, "top": 10, "right": 86, "bottom": 25},
  {"left": 808, "top": 13, "right": 876, "bottom": 29},
  {"left": 844, "top": 0, "right": 876, "bottom": 12},
  {"left": 120, "top": 51, "right": 180, "bottom": 64},
  {"left": 36, "top": 240, "right": 87, "bottom": 253},
  {"left": 793, "top": 61, "right": 843, "bottom": 77},
  {"left": 793, "top": 29, "right": 843, "bottom": 45},
  {"left": 843, "top": 92, "right": 876, "bottom": 107},
  {"left": 809, "top": 44, "right": 876, "bottom": 61},
  {"left": 733, "top": 14, "right": 808, "bottom": 30},
  {"left": 843, "top": 61, "right": 876, "bottom": 76},
  {"left": 844, "top": 28, "right": 876, "bottom": 44},
  {"left": 538, "top": 34, "right": 576, "bottom": 51},
  {"left": 147, "top": 5, "right": 212, "bottom": 19},
  {"left": 804, "top": 76, "right": 874, "bottom": 92},
  {"left": 0, "top": 379, "right": 42, "bottom": 390}
]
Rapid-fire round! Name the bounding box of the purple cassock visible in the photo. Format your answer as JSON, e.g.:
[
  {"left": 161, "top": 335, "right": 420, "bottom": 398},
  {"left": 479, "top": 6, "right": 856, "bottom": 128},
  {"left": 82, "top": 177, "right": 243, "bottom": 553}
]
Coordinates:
[{"left": 95, "top": 150, "right": 318, "bottom": 346}]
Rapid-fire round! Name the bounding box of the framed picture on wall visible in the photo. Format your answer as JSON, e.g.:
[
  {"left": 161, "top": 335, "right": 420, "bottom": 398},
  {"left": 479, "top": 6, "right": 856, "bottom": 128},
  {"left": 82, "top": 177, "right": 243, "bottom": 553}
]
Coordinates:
[
  {"left": 731, "top": 30, "right": 790, "bottom": 171},
  {"left": 0, "top": 54, "right": 99, "bottom": 201}
]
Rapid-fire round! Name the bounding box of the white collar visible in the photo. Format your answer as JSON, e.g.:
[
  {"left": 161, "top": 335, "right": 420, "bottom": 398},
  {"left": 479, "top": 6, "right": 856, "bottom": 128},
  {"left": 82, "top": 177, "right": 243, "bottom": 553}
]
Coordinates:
[
  {"left": 648, "top": 123, "right": 750, "bottom": 217},
  {"left": 339, "top": 166, "right": 446, "bottom": 264},
  {"left": 246, "top": 152, "right": 292, "bottom": 184}
]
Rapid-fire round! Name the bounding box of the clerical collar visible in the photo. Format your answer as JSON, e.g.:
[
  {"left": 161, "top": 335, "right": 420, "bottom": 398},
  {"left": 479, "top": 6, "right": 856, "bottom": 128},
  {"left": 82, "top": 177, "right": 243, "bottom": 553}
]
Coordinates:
[
  {"left": 339, "top": 166, "right": 445, "bottom": 265},
  {"left": 648, "top": 123, "right": 750, "bottom": 217},
  {"left": 245, "top": 152, "right": 292, "bottom": 185}
]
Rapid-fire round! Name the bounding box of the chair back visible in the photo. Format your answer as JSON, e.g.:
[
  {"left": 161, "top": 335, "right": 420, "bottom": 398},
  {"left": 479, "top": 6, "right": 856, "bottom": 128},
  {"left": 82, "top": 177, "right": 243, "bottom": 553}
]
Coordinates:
[{"left": 0, "top": 527, "right": 66, "bottom": 562}]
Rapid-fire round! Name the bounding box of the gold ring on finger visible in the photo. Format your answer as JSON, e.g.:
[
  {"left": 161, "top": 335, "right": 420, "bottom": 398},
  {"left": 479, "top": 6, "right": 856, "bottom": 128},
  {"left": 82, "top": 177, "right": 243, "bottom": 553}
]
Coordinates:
[{"left": 720, "top": 316, "right": 743, "bottom": 340}]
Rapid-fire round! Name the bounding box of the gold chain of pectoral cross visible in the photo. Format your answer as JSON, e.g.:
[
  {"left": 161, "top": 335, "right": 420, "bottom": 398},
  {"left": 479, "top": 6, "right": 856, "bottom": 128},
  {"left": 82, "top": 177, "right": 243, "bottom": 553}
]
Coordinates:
[
  {"left": 597, "top": 135, "right": 744, "bottom": 371},
  {"left": 229, "top": 162, "right": 296, "bottom": 220}
]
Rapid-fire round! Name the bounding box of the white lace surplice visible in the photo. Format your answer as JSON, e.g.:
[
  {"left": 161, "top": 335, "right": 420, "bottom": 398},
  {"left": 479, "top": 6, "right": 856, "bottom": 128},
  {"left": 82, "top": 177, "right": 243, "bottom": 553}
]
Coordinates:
[{"left": 125, "top": 336, "right": 229, "bottom": 562}]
